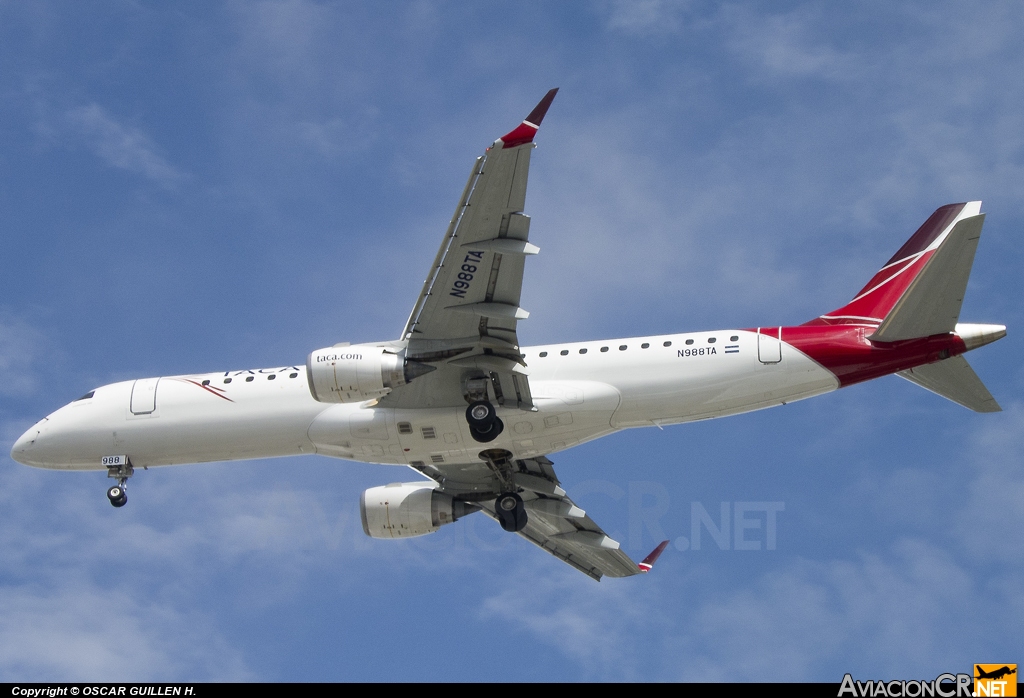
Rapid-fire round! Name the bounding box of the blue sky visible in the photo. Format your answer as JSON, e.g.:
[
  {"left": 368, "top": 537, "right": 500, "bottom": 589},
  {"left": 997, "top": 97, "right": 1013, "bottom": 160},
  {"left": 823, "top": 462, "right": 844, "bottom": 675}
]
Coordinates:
[{"left": 1, "top": 0, "right": 1022, "bottom": 682}]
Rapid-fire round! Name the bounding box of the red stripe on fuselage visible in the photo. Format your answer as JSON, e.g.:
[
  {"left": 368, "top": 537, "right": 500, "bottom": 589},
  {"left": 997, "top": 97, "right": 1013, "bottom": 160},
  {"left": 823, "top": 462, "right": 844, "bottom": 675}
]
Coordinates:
[
  {"left": 752, "top": 326, "right": 967, "bottom": 387},
  {"left": 180, "top": 379, "right": 236, "bottom": 402}
]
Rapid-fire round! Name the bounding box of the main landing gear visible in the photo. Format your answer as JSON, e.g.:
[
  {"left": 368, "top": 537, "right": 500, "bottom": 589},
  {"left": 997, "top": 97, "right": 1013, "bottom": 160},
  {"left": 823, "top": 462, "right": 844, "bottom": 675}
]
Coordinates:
[
  {"left": 479, "top": 448, "right": 528, "bottom": 533},
  {"left": 106, "top": 458, "right": 134, "bottom": 508},
  {"left": 495, "top": 491, "right": 527, "bottom": 533},
  {"left": 466, "top": 400, "right": 504, "bottom": 443}
]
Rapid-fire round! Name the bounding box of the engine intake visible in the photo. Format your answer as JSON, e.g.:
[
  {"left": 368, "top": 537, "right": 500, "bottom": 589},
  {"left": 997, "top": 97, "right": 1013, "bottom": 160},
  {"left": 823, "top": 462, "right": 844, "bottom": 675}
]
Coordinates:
[
  {"left": 360, "top": 482, "right": 478, "bottom": 539},
  {"left": 306, "top": 344, "right": 435, "bottom": 403}
]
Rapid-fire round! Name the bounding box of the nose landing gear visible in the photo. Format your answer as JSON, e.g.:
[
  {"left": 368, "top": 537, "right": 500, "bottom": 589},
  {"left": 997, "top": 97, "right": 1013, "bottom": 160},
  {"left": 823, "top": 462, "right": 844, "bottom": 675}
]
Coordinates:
[
  {"left": 105, "top": 457, "right": 134, "bottom": 508},
  {"left": 466, "top": 400, "right": 504, "bottom": 443}
]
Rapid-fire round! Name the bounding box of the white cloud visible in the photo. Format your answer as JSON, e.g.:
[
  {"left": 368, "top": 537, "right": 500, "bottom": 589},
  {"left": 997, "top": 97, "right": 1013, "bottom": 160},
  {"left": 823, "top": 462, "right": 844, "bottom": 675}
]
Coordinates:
[
  {"left": 724, "top": 6, "right": 857, "bottom": 81},
  {"left": 601, "top": 0, "right": 691, "bottom": 36},
  {"left": 64, "top": 104, "right": 183, "bottom": 186},
  {"left": 479, "top": 562, "right": 656, "bottom": 680},
  {"left": 0, "top": 314, "right": 42, "bottom": 398},
  {"left": 679, "top": 540, "right": 978, "bottom": 680},
  {"left": 0, "top": 584, "right": 254, "bottom": 681},
  {"left": 954, "top": 405, "right": 1024, "bottom": 565}
]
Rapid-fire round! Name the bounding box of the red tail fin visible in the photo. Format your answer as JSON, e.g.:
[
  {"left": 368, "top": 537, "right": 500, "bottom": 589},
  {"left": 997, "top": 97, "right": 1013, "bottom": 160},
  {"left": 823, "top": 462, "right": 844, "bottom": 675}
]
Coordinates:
[{"left": 805, "top": 202, "right": 980, "bottom": 328}]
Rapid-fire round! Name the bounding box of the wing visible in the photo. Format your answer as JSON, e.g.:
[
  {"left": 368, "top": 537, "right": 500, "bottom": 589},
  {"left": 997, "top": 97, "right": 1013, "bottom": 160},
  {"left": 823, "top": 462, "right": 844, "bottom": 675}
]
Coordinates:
[
  {"left": 382, "top": 89, "right": 558, "bottom": 411},
  {"left": 411, "top": 454, "right": 655, "bottom": 581}
]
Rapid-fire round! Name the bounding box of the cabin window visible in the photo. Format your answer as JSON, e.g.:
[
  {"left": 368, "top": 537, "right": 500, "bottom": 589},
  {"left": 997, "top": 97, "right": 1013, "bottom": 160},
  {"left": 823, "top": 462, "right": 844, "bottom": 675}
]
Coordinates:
[
  {"left": 619, "top": 345, "right": 627, "bottom": 351},
  {"left": 267, "top": 374, "right": 276, "bottom": 380},
  {"left": 579, "top": 348, "right": 587, "bottom": 354},
  {"left": 730, "top": 335, "right": 739, "bottom": 342},
  {"left": 539, "top": 351, "right": 548, "bottom": 357},
  {"left": 223, "top": 378, "right": 232, "bottom": 384},
  {"left": 600, "top": 346, "right": 609, "bottom": 352},
  {"left": 641, "top": 343, "right": 650, "bottom": 349},
  {"left": 663, "top": 341, "right": 672, "bottom": 347},
  {"left": 201, "top": 380, "right": 210, "bottom": 386},
  {"left": 397, "top": 422, "right": 413, "bottom": 435},
  {"left": 289, "top": 372, "right": 298, "bottom": 378},
  {"left": 560, "top": 349, "right": 569, "bottom": 356},
  {"left": 685, "top": 339, "right": 694, "bottom": 345},
  {"left": 245, "top": 376, "right": 254, "bottom": 382},
  {"left": 708, "top": 337, "right": 716, "bottom": 344}
]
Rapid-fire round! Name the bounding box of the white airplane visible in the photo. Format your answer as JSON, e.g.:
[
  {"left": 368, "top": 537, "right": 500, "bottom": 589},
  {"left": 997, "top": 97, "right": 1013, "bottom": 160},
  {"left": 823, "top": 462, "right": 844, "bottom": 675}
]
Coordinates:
[{"left": 11, "top": 89, "right": 1006, "bottom": 581}]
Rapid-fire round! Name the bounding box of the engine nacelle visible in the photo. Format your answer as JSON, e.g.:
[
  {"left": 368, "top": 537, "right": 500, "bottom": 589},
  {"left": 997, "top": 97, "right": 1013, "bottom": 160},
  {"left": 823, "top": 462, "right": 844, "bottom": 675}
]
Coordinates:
[
  {"left": 360, "top": 482, "right": 477, "bottom": 539},
  {"left": 306, "top": 344, "right": 434, "bottom": 403}
]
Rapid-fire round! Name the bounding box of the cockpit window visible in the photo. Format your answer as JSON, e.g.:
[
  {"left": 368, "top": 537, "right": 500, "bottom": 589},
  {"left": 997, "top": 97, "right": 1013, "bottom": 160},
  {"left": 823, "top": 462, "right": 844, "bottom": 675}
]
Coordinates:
[{"left": 74, "top": 391, "right": 96, "bottom": 401}]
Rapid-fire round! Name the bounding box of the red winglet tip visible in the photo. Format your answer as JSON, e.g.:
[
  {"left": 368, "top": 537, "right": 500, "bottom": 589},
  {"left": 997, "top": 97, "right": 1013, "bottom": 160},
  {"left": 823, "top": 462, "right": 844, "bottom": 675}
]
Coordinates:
[
  {"left": 500, "top": 88, "right": 559, "bottom": 148},
  {"left": 638, "top": 540, "right": 670, "bottom": 573},
  {"left": 526, "top": 88, "right": 559, "bottom": 127}
]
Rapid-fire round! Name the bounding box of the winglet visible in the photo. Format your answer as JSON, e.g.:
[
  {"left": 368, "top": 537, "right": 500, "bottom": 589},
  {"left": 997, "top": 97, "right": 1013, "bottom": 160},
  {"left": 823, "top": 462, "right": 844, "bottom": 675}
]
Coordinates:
[
  {"left": 637, "top": 540, "right": 670, "bottom": 573},
  {"left": 499, "top": 88, "right": 559, "bottom": 149}
]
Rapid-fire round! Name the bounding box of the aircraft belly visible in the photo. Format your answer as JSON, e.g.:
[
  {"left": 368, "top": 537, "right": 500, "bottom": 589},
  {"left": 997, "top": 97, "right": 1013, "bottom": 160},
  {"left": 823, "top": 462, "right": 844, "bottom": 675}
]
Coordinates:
[
  {"left": 310, "top": 380, "right": 621, "bottom": 467},
  {"left": 506, "top": 380, "right": 620, "bottom": 458}
]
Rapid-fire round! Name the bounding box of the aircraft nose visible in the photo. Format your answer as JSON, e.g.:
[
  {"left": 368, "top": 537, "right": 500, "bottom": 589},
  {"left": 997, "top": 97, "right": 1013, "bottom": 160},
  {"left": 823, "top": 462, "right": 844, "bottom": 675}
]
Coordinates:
[{"left": 10, "top": 421, "right": 45, "bottom": 466}]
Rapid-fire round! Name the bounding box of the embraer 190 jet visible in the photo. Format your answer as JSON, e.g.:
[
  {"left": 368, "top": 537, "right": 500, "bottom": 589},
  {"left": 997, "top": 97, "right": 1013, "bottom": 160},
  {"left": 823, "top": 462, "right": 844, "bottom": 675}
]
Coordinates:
[{"left": 11, "top": 90, "right": 1006, "bottom": 581}]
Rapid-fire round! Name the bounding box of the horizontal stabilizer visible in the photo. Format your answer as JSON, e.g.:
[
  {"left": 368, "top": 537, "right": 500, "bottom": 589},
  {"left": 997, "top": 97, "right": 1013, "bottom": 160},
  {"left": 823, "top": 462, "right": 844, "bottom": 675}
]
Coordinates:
[
  {"left": 870, "top": 214, "right": 985, "bottom": 341},
  {"left": 898, "top": 356, "right": 1001, "bottom": 413}
]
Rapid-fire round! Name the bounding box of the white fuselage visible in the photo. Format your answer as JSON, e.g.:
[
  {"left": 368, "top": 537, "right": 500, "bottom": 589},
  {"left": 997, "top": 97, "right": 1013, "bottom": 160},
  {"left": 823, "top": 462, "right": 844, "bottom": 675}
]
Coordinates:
[{"left": 11, "top": 329, "right": 838, "bottom": 471}]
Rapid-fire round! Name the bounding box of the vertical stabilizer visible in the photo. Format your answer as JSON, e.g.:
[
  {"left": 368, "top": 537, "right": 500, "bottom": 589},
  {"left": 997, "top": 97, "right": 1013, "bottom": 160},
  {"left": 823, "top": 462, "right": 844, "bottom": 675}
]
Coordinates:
[
  {"left": 868, "top": 213, "right": 984, "bottom": 341},
  {"left": 806, "top": 202, "right": 982, "bottom": 330}
]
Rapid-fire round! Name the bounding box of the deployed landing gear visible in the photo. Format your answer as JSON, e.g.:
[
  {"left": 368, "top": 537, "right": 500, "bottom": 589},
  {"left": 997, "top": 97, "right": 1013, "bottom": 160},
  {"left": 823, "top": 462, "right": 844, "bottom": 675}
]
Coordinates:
[
  {"left": 494, "top": 491, "right": 527, "bottom": 532},
  {"left": 466, "top": 400, "right": 504, "bottom": 443},
  {"left": 107, "top": 485, "right": 127, "bottom": 508},
  {"left": 478, "top": 448, "right": 528, "bottom": 532},
  {"left": 105, "top": 456, "right": 134, "bottom": 508}
]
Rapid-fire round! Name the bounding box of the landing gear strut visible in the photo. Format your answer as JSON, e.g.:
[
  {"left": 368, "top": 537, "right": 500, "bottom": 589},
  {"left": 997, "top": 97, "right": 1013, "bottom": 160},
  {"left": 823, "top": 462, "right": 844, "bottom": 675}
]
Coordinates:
[
  {"left": 106, "top": 458, "right": 134, "bottom": 508},
  {"left": 466, "top": 400, "right": 504, "bottom": 443}
]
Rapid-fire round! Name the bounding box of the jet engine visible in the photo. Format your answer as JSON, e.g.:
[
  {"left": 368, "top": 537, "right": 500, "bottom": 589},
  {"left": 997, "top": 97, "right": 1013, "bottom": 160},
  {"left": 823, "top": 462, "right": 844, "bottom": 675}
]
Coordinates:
[
  {"left": 360, "top": 482, "right": 478, "bottom": 539},
  {"left": 306, "top": 344, "right": 435, "bottom": 403}
]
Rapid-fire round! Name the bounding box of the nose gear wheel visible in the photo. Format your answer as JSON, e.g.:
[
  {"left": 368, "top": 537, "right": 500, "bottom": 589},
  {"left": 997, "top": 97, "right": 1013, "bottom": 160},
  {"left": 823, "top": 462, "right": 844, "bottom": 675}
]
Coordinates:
[{"left": 107, "top": 485, "right": 127, "bottom": 507}]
